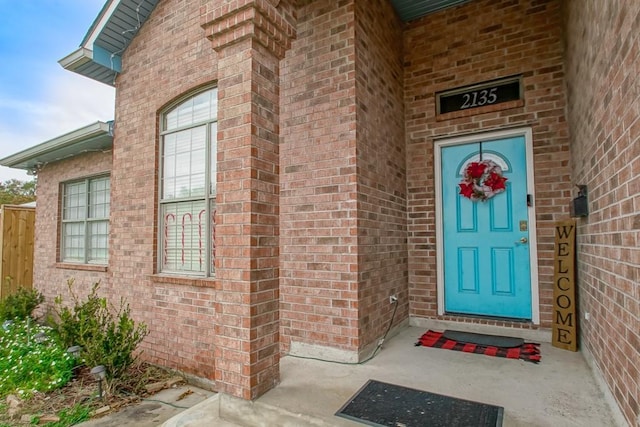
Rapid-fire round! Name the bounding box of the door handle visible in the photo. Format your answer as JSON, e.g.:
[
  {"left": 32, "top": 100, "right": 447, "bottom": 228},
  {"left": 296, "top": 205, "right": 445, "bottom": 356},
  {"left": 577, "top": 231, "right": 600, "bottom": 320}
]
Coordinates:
[{"left": 516, "top": 237, "right": 528, "bottom": 244}]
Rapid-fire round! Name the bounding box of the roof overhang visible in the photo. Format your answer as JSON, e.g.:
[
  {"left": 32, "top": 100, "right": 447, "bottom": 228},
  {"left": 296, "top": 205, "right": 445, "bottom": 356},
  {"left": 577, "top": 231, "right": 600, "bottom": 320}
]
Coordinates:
[
  {"left": 61, "top": 0, "right": 468, "bottom": 86},
  {"left": 0, "top": 121, "right": 113, "bottom": 174},
  {"left": 390, "top": 0, "right": 471, "bottom": 21},
  {"left": 59, "top": 0, "right": 159, "bottom": 86}
]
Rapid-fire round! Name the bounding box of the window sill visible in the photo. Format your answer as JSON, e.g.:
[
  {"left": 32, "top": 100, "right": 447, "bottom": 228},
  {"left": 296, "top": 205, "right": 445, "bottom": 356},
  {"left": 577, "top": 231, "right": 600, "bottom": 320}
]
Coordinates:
[
  {"left": 149, "top": 274, "right": 216, "bottom": 288},
  {"left": 55, "top": 263, "right": 108, "bottom": 272}
]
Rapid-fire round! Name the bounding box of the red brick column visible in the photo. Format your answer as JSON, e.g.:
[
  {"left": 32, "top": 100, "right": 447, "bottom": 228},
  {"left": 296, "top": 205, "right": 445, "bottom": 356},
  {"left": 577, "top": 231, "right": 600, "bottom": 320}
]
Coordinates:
[{"left": 201, "top": 0, "right": 294, "bottom": 400}]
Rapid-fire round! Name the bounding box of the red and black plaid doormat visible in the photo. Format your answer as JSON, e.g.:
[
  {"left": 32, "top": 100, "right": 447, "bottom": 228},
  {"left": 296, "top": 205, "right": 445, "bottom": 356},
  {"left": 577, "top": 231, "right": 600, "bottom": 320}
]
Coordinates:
[{"left": 416, "top": 330, "right": 541, "bottom": 363}]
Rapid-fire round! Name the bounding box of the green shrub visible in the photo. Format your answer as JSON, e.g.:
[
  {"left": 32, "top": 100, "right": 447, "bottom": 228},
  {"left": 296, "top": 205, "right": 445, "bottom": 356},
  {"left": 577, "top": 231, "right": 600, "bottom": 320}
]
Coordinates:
[
  {"left": 0, "top": 286, "right": 44, "bottom": 321},
  {"left": 53, "top": 280, "right": 148, "bottom": 383},
  {"left": 0, "top": 319, "right": 75, "bottom": 399},
  {"left": 52, "top": 281, "right": 103, "bottom": 350}
]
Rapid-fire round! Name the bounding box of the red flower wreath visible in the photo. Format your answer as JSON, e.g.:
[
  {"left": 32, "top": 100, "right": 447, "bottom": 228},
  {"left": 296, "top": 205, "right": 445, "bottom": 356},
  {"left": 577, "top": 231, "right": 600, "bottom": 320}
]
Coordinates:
[{"left": 459, "top": 159, "right": 508, "bottom": 201}]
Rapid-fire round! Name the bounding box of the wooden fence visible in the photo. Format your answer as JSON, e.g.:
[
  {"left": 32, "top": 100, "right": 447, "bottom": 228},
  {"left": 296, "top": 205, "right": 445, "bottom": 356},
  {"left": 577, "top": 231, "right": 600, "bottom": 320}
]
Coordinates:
[{"left": 0, "top": 204, "right": 35, "bottom": 300}]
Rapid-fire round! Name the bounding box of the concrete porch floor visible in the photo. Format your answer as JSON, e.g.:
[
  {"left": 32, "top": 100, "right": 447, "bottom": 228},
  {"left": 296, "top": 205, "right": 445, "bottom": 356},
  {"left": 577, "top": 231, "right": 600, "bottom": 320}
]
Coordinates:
[{"left": 163, "top": 323, "right": 627, "bottom": 426}]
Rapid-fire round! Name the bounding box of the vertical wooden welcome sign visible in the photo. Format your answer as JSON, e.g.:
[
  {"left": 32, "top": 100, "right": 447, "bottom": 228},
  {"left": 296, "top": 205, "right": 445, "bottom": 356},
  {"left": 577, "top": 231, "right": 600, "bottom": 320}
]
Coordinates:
[{"left": 552, "top": 219, "right": 578, "bottom": 351}]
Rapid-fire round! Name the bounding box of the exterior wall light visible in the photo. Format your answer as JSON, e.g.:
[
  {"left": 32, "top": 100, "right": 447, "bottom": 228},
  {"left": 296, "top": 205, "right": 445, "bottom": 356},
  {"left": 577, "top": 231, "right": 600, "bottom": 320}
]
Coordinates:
[{"left": 571, "top": 185, "right": 588, "bottom": 217}]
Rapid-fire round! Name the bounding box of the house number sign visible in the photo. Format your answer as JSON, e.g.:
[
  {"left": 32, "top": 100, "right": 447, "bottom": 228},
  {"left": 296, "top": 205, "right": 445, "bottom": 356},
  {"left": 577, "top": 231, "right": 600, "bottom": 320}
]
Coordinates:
[{"left": 437, "top": 76, "right": 522, "bottom": 115}]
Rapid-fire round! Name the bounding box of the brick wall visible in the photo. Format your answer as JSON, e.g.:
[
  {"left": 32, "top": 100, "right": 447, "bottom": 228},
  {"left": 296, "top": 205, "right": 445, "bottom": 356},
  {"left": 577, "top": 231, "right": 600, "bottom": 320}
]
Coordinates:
[
  {"left": 353, "top": 0, "right": 408, "bottom": 350},
  {"left": 405, "top": 0, "right": 570, "bottom": 328},
  {"left": 34, "top": 0, "right": 639, "bottom": 411},
  {"left": 280, "top": 0, "right": 361, "bottom": 355},
  {"left": 109, "top": 0, "right": 218, "bottom": 380},
  {"left": 211, "top": 36, "right": 285, "bottom": 399},
  {"left": 33, "top": 151, "right": 112, "bottom": 307},
  {"left": 564, "top": 2, "right": 640, "bottom": 424},
  {"left": 280, "top": 0, "right": 407, "bottom": 358}
]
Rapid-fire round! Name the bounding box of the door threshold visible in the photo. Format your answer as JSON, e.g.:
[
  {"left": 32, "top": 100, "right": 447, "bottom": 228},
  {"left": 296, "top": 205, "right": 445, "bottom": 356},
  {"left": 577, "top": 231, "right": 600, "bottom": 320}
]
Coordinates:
[
  {"left": 409, "top": 316, "right": 551, "bottom": 343},
  {"left": 445, "top": 312, "right": 532, "bottom": 324}
]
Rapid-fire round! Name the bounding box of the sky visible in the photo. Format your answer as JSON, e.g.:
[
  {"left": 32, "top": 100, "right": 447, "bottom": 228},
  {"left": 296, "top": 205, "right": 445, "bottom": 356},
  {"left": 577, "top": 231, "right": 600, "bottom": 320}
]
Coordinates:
[{"left": 0, "top": 0, "right": 115, "bottom": 183}]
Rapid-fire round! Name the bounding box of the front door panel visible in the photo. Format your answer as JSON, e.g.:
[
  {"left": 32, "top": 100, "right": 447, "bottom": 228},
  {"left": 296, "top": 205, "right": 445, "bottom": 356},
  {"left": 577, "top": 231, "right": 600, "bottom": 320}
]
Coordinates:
[{"left": 441, "top": 136, "right": 532, "bottom": 319}]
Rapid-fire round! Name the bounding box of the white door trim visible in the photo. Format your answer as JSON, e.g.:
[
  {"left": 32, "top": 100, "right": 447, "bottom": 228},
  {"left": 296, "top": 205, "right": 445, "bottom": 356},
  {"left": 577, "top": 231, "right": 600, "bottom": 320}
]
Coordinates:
[{"left": 434, "top": 127, "right": 540, "bottom": 324}]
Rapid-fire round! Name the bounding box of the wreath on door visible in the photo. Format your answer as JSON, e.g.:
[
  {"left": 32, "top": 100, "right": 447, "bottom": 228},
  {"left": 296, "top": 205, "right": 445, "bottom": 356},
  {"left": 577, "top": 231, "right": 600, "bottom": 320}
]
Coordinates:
[{"left": 458, "top": 159, "right": 508, "bottom": 201}]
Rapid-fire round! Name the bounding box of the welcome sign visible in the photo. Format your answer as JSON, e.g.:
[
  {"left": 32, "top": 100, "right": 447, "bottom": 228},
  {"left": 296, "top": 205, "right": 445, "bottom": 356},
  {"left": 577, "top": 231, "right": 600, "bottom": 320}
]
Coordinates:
[{"left": 552, "top": 219, "right": 578, "bottom": 351}]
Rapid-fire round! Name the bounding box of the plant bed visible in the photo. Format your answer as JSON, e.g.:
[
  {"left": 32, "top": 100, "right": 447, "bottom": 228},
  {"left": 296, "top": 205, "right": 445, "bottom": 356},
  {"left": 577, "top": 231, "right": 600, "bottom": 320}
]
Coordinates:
[
  {"left": 0, "top": 283, "right": 178, "bottom": 427},
  {"left": 0, "top": 362, "right": 178, "bottom": 426}
]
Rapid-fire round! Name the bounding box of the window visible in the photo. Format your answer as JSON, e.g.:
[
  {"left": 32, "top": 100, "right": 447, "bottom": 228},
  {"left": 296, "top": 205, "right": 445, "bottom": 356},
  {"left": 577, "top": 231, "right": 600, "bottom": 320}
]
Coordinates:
[
  {"left": 61, "top": 176, "right": 110, "bottom": 264},
  {"left": 160, "top": 87, "right": 217, "bottom": 276}
]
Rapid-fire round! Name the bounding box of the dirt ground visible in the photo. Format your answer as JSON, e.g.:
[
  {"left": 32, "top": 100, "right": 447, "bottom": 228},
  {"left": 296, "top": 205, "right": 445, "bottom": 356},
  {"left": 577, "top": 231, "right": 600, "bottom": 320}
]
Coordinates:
[{"left": 0, "top": 362, "right": 212, "bottom": 426}]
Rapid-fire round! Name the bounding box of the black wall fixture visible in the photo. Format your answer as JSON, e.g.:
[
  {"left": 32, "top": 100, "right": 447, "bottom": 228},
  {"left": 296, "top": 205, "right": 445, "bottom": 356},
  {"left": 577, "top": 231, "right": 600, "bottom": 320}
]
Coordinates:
[{"left": 571, "top": 185, "right": 588, "bottom": 217}]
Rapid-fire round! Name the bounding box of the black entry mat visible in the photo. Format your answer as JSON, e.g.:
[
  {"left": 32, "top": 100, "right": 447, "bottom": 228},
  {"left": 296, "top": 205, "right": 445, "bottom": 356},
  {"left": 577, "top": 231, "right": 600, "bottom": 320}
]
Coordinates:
[
  {"left": 336, "top": 380, "right": 503, "bottom": 427},
  {"left": 443, "top": 330, "right": 524, "bottom": 348}
]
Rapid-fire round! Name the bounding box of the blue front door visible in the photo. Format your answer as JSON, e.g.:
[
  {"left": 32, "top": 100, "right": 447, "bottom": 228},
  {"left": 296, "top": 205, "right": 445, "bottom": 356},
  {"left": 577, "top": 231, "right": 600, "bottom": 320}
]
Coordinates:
[{"left": 441, "top": 136, "right": 532, "bottom": 319}]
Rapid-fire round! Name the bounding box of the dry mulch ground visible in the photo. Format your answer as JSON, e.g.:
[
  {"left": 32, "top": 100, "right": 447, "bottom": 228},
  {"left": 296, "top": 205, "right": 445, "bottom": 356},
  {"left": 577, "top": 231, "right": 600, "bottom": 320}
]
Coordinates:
[{"left": 0, "top": 362, "right": 177, "bottom": 426}]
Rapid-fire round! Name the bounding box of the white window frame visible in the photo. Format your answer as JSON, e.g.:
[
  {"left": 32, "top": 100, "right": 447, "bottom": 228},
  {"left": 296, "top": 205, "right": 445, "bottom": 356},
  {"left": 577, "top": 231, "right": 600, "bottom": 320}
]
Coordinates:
[
  {"left": 61, "top": 175, "right": 110, "bottom": 264},
  {"left": 159, "top": 87, "right": 218, "bottom": 276}
]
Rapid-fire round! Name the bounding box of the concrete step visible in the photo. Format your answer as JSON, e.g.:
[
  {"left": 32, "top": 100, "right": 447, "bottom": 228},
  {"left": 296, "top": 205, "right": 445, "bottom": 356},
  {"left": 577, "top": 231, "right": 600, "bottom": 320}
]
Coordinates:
[{"left": 161, "top": 393, "right": 358, "bottom": 427}]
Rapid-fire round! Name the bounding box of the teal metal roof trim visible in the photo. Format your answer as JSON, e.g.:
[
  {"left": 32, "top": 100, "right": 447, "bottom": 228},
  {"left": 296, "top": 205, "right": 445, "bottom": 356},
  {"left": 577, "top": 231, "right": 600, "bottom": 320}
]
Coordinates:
[
  {"left": 61, "top": 0, "right": 469, "bottom": 85},
  {"left": 59, "top": 0, "right": 159, "bottom": 86},
  {"left": 390, "top": 0, "right": 471, "bottom": 22},
  {"left": 391, "top": 0, "right": 471, "bottom": 22},
  {"left": 0, "top": 121, "right": 113, "bottom": 173}
]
